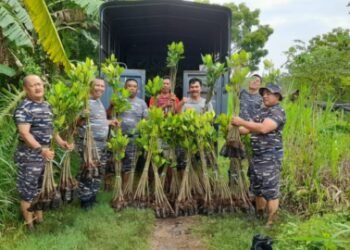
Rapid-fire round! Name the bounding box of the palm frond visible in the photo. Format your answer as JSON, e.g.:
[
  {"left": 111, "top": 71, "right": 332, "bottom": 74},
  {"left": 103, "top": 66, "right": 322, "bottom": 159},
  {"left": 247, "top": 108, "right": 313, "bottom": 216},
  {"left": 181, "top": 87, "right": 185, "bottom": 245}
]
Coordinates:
[
  {"left": 0, "top": 85, "right": 24, "bottom": 123},
  {"left": 22, "top": 0, "right": 71, "bottom": 71},
  {"left": 0, "top": 2, "right": 33, "bottom": 48}
]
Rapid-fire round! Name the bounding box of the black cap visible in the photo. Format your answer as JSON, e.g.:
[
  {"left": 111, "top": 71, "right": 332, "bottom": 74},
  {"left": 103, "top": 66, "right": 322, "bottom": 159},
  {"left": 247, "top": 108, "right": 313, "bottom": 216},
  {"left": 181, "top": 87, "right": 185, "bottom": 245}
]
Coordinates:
[{"left": 259, "top": 83, "right": 283, "bottom": 101}]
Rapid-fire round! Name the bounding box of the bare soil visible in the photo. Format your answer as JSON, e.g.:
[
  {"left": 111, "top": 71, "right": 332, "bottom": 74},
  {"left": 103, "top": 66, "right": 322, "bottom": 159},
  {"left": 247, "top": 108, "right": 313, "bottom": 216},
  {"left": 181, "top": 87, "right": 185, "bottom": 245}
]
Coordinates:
[{"left": 150, "top": 216, "right": 205, "bottom": 250}]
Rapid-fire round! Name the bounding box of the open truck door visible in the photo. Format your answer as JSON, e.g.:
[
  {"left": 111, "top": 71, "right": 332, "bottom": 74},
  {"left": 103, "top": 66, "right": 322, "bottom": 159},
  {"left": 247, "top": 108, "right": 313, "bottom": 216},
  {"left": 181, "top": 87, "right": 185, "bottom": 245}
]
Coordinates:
[{"left": 99, "top": 0, "right": 231, "bottom": 113}]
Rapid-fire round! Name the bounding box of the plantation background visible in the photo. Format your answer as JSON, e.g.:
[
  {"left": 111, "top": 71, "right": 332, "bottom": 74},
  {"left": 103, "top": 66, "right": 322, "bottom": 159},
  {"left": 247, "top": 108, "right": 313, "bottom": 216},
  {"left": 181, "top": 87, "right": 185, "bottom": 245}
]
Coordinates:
[{"left": 1, "top": 0, "right": 350, "bottom": 249}]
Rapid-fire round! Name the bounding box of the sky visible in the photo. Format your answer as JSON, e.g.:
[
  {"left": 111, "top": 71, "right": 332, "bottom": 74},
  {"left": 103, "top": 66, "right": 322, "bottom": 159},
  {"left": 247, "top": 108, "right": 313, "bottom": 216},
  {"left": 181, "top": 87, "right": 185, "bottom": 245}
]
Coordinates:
[{"left": 192, "top": 0, "right": 349, "bottom": 71}]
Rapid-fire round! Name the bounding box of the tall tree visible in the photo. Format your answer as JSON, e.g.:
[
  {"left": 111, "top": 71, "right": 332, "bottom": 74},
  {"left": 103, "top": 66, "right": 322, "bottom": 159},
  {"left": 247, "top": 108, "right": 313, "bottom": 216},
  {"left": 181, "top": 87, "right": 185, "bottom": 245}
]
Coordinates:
[
  {"left": 224, "top": 2, "right": 273, "bottom": 71},
  {"left": 285, "top": 28, "right": 350, "bottom": 102}
]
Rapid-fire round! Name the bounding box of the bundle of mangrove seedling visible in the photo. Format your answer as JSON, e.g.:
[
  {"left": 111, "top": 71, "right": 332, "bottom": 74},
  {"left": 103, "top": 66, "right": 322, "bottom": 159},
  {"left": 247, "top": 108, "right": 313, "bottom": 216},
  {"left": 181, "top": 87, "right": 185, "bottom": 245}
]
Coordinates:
[
  {"left": 29, "top": 160, "right": 62, "bottom": 211},
  {"left": 108, "top": 129, "right": 129, "bottom": 210},
  {"left": 59, "top": 152, "right": 78, "bottom": 202},
  {"left": 161, "top": 113, "right": 182, "bottom": 203},
  {"left": 123, "top": 149, "right": 140, "bottom": 201},
  {"left": 134, "top": 107, "right": 174, "bottom": 217},
  {"left": 221, "top": 51, "right": 253, "bottom": 211},
  {"left": 175, "top": 110, "right": 202, "bottom": 216}
]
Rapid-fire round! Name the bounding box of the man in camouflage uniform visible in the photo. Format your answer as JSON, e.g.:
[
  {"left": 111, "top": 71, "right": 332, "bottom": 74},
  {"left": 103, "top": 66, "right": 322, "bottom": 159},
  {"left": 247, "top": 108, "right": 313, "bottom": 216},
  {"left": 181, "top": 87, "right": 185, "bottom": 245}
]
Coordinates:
[
  {"left": 14, "top": 75, "right": 73, "bottom": 230},
  {"left": 77, "top": 78, "right": 118, "bottom": 209},
  {"left": 239, "top": 74, "right": 263, "bottom": 121},
  {"left": 232, "top": 83, "right": 286, "bottom": 226},
  {"left": 237, "top": 74, "right": 263, "bottom": 193},
  {"left": 108, "top": 79, "right": 148, "bottom": 189}
]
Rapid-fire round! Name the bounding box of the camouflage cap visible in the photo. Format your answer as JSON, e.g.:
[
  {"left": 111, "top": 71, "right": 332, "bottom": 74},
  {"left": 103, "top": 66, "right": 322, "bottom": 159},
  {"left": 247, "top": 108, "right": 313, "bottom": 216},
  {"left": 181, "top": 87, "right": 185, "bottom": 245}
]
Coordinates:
[{"left": 259, "top": 83, "right": 283, "bottom": 101}]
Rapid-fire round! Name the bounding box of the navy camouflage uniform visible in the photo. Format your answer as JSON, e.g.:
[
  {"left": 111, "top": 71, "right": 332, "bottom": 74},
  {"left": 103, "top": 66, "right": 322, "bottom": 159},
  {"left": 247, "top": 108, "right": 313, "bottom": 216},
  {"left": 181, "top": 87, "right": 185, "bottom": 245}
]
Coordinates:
[
  {"left": 239, "top": 89, "right": 262, "bottom": 121},
  {"left": 120, "top": 97, "right": 148, "bottom": 172},
  {"left": 249, "top": 104, "right": 286, "bottom": 200},
  {"left": 238, "top": 89, "right": 263, "bottom": 179},
  {"left": 14, "top": 99, "right": 53, "bottom": 202},
  {"left": 77, "top": 98, "right": 109, "bottom": 202}
]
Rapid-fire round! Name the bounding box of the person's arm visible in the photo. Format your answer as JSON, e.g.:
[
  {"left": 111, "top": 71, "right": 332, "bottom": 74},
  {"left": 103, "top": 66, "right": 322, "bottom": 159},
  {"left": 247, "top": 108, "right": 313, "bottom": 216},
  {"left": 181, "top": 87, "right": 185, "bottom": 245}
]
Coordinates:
[
  {"left": 176, "top": 97, "right": 188, "bottom": 113},
  {"left": 149, "top": 96, "right": 155, "bottom": 108},
  {"left": 231, "top": 116, "right": 278, "bottom": 134},
  {"left": 17, "top": 124, "right": 55, "bottom": 160}
]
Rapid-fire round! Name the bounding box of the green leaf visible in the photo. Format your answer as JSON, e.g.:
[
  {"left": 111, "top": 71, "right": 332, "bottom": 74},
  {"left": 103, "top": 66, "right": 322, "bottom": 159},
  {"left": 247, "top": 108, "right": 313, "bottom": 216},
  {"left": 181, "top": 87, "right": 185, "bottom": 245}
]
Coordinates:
[
  {"left": 0, "top": 2, "right": 33, "bottom": 48},
  {"left": 0, "top": 64, "right": 16, "bottom": 77},
  {"left": 23, "top": 0, "right": 71, "bottom": 71}
]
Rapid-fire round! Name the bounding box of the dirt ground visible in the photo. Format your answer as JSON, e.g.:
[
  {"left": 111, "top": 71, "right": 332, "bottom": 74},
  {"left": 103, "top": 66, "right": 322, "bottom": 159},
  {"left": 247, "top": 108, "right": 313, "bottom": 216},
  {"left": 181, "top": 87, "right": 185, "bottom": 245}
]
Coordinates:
[{"left": 150, "top": 216, "right": 205, "bottom": 250}]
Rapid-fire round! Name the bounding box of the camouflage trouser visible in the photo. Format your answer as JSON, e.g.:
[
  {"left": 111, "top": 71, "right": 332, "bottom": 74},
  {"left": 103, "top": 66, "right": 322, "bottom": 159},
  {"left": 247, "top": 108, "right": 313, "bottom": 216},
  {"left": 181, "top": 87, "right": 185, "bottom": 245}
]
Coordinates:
[
  {"left": 122, "top": 138, "right": 138, "bottom": 173},
  {"left": 249, "top": 153, "right": 282, "bottom": 200},
  {"left": 15, "top": 146, "right": 45, "bottom": 202},
  {"left": 77, "top": 139, "right": 107, "bottom": 202}
]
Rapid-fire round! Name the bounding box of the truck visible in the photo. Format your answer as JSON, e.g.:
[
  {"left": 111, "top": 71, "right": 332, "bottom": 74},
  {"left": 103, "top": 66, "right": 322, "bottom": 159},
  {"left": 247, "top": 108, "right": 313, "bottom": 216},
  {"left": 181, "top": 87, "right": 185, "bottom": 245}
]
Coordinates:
[{"left": 99, "top": 0, "right": 231, "bottom": 114}]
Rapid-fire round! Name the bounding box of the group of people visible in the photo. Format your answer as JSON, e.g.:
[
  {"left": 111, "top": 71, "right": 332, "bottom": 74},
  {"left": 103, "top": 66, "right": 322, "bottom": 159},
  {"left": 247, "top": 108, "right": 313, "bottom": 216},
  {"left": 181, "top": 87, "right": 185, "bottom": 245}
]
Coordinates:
[{"left": 14, "top": 73, "right": 285, "bottom": 230}]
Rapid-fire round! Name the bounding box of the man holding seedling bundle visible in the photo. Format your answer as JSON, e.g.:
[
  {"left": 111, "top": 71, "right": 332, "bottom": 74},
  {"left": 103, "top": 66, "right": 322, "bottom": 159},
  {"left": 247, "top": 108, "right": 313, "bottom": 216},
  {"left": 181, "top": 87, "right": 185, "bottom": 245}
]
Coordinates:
[
  {"left": 239, "top": 74, "right": 263, "bottom": 121},
  {"left": 14, "top": 75, "right": 73, "bottom": 230},
  {"left": 178, "top": 78, "right": 214, "bottom": 114},
  {"left": 110, "top": 79, "right": 148, "bottom": 188},
  {"left": 232, "top": 83, "right": 286, "bottom": 227},
  {"left": 77, "top": 78, "right": 119, "bottom": 209},
  {"left": 149, "top": 76, "right": 179, "bottom": 115}
]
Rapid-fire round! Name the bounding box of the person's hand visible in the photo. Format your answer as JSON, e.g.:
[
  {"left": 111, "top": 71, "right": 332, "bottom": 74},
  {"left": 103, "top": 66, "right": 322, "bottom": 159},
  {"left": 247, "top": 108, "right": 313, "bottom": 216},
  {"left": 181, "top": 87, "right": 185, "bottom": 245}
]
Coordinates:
[
  {"left": 41, "top": 148, "right": 55, "bottom": 161},
  {"left": 109, "top": 119, "right": 120, "bottom": 127},
  {"left": 181, "top": 97, "right": 189, "bottom": 105},
  {"left": 60, "top": 141, "right": 74, "bottom": 151},
  {"left": 231, "top": 116, "right": 244, "bottom": 126}
]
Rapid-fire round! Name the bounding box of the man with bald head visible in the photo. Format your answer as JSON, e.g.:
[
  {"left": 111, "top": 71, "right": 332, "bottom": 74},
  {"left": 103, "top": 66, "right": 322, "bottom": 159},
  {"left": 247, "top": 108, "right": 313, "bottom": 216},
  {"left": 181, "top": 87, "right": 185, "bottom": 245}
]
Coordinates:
[{"left": 14, "top": 75, "right": 73, "bottom": 230}]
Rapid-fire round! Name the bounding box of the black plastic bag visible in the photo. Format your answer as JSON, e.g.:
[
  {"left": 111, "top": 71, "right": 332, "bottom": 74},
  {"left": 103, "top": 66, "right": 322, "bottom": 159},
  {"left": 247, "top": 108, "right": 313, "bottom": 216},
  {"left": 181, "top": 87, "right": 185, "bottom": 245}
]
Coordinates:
[{"left": 251, "top": 234, "right": 273, "bottom": 250}]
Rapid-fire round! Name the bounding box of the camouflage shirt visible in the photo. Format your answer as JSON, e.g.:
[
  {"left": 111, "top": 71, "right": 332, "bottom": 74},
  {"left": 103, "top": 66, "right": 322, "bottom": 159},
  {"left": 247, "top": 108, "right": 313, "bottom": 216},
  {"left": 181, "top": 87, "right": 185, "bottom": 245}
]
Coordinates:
[
  {"left": 121, "top": 97, "right": 148, "bottom": 135},
  {"left": 251, "top": 104, "right": 286, "bottom": 156},
  {"left": 239, "top": 89, "right": 262, "bottom": 121},
  {"left": 14, "top": 98, "right": 53, "bottom": 146}
]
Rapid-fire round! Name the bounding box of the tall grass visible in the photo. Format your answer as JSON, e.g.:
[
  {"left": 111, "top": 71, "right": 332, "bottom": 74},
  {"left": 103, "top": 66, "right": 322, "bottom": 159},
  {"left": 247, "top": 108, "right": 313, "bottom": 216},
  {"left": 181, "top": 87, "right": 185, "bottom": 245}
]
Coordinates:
[{"left": 282, "top": 88, "right": 350, "bottom": 213}]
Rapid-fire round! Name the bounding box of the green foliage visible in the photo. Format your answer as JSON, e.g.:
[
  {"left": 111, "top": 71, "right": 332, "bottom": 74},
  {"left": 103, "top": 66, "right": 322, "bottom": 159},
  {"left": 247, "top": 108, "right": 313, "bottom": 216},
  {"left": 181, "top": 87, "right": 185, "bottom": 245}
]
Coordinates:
[
  {"left": 108, "top": 129, "right": 129, "bottom": 161},
  {"left": 23, "top": 0, "right": 71, "bottom": 71},
  {"left": 67, "top": 57, "right": 96, "bottom": 109},
  {"left": 136, "top": 107, "right": 167, "bottom": 167},
  {"left": 145, "top": 75, "right": 164, "bottom": 99},
  {"left": 201, "top": 54, "right": 226, "bottom": 110},
  {"left": 226, "top": 51, "right": 251, "bottom": 115},
  {"left": 262, "top": 59, "right": 281, "bottom": 83},
  {"left": 0, "top": 64, "right": 16, "bottom": 77},
  {"left": 224, "top": 2, "right": 273, "bottom": 70},
  {"left": 216, "top": 113, "right": 230, "bottom": 138},
  {"left": 101, "top": 54, "right": 130, "bottom": 117},
  {"left": 0, "top": 193, "right": 155, "bottom": 249},
  {"left": 285, "top": 28, "right": 350, "bottom": 101},
  {"left": 166, "top": 41, "right": 185, "bottom": 68},
  {"left": 47, "top": 80, "right": 84, "bottom": 137},
  {"left": 197, "top": 211, "right": 350, "bottom": 250},
  {"left": 69, "top": 0, "right": 103, "bottom": 18},
  {"left": 166, "top": 41, "right": 185, "bottom": 93},
  {"left": 276, "top": 213, "right": 350, "bottom": 250},
  {"left": 0, "top": 1, "right": 33, "bottom": 49},
  {"left": 282, "top": 91, "right": 350, "bottom": 213}
]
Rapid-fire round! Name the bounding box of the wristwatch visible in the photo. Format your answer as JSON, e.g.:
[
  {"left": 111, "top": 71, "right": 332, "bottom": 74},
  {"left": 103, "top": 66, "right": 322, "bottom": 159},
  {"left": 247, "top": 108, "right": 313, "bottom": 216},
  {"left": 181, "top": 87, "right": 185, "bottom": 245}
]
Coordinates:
[{"left": 34, "top": 146, "right": 43, "bottom": 154}]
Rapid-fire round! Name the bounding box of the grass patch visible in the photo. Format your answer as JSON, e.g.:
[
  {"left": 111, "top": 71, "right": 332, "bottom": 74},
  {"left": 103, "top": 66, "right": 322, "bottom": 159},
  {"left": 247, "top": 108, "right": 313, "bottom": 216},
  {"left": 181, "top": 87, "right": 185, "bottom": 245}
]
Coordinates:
[
  {"left": 196, "top": 211, "right": 350, "bottom": 250},
  {"left": 0, "top": 192, "right": 155, "bottom": 250}
]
